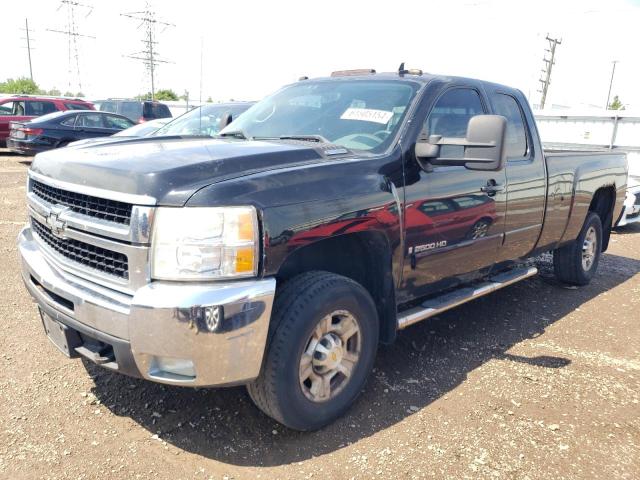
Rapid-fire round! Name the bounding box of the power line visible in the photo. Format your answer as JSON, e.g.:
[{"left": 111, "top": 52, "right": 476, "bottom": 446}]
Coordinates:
[
  {"left": 121, "top": 1, "right": 174, "bottom": 101},
  {"left": 537, "top": 35, "right": 562, "bottom": 109},
  {"left": 47, "top": 0, "right": 95, "bottom": 92}
]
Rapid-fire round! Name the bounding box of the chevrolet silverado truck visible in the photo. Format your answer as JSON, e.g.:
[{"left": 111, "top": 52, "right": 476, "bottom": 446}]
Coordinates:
[{"left": 18, "top": 67, "right": 627, "bottom": 431}]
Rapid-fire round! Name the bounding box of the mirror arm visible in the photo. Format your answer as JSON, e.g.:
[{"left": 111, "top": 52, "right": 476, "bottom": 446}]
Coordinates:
[
  {"left": 434, "top": 137, "right": 496, "bottom": 148},
  {"left": 435, "top": 156, "right": 497, "bottom": 164}
]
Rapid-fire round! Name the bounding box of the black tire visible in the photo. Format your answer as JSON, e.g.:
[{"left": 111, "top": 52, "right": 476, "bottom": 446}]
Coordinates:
[
  {"left": 56, "top": 140, "right": 70, "bottom": 149},
  {"left": 553, "top": 212, "right": 603, "bottom": 285},
  {"left": 247, "top": 271, "right": 379, "bottom": 431}
]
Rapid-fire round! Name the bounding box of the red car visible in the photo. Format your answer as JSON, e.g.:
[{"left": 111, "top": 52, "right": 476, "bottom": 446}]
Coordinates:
[
  {"left": 0, "top": 96, "right": 94, "bottom": 146},
  {"left": 405, "top": 194, "right": 498, "bottom": 248}
]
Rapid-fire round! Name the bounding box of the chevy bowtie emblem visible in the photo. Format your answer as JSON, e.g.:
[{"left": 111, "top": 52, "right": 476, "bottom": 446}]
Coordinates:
[{"left": 46, "top": 209, "right": 68, "bottom": 238}]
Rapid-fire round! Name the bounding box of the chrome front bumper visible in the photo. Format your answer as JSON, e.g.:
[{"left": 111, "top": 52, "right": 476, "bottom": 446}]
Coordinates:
[{"left": 18, "top": 226, "right": 276, "bottom": 387}]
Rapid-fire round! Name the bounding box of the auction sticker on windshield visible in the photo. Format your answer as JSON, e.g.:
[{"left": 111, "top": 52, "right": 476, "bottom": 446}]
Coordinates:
[{"left": 340, "top": 108, "right": 393, "bottom": 124}]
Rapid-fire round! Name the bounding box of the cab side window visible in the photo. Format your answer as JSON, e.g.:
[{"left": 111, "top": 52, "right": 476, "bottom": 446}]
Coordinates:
[
  {"left": 425, "top": 88, "right": 485, "bottom": 159},
  {"left": 492, "top": 94, "right": 528, "bottom": 159},
  {"left": 104, "top": 115, "right": 133, "bottom": 130},
  {"left": 77, "top": 113, "right": 104, "bottom": 128},
  {"left": 0, "top": 101, "right": 15, "bottom": 115},
  {"left": 60, "top": 115, "right": 77, "bottom": 127},
  {"left": 26, "top": 101, "right": 57, "bottom": 116}
]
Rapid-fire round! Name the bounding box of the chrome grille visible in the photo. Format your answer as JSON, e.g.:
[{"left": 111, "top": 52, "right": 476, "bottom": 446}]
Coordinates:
[
  {"left": 31, "top": 217, "right": 129, "bottom": 280},
  {"left": 32, "top": 180, "right": 133, "bottom": 225}
]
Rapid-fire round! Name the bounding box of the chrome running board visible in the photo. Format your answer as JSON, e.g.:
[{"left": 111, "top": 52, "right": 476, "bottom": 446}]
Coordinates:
[{"left": 397, "top": 266, "right": 538, "bottom": 330}]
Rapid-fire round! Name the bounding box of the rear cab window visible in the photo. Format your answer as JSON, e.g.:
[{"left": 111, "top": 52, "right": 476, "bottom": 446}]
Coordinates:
[{"left": 491, "top": 93, "right": 529, "bottom": 159}]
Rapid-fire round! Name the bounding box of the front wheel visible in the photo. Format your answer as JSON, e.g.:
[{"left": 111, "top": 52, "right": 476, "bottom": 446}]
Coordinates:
[
  {"left": 553, "top": 212, "right": 603, "bottom": 285},
  {"left": 247, "top": 271, "right": 379, "bottom": 431}
]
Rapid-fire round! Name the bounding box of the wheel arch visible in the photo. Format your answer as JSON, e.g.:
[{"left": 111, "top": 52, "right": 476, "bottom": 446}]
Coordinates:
[
  {"left": 276, "top": 231, "right": 398, "bottom": 344},
  {"left": 588, "top": 186, "right": 616, "bottom": 251}
]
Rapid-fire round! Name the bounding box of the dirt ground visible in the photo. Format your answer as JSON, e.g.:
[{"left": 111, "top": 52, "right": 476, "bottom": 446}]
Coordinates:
[{"left": 0, "top": 150, "right": 638, "bottom": 480}]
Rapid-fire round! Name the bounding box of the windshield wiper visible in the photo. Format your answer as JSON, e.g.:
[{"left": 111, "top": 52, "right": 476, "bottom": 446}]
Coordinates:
[
  {"left": 151, "top": 133, "right": 211, "bottom": 139},
  {"left": 254, "top": 134, "right": 331, "bottom": 143}
]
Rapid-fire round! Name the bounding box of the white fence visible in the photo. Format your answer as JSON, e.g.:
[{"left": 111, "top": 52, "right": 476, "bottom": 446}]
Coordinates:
[{"left": 533, "top": 109, "right": 640, "bottom": 176}]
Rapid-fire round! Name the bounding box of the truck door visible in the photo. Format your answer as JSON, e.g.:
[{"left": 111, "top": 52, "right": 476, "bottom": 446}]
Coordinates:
[
  {"left": 487, "top": 91, "right": 546, "bottom": 262},
  {"left": 401, "top": 86, "right": 507, "bottom": 299}
]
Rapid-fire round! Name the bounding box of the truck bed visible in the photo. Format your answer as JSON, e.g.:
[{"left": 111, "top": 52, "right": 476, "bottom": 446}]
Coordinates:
[{"left": 536, "top": 150, "right": 627, "bottom": 250}]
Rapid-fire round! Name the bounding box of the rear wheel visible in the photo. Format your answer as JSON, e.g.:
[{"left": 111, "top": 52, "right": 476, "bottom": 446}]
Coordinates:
[
  {"left": 247, "top": 271, "right": 379, "bottom": 431},
  {"left": 553, "top": 212, "right": 603, "bottom": 285}
]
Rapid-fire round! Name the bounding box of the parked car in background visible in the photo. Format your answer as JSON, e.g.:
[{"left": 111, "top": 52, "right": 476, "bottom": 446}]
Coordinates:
[
  {"left": 93, "top": 99, "right": 172, "bottom": 123},
  {"left": 6, "top": 110, "right": 134, "bottom": 155},
  {"left": 615, "top": 174, "right": 640, "bottom": 227},
  {"left": 68, "top": 118, "right": 170, "bottom": 147},
  {"left": 66, "top": 102, "right": 253, "bottom": 149},
  {"left": 151, "top": 101, "right": 254, "bottom": 137},
  {"left": 0, "top": 95, "right": 94, "bottom": 146}
]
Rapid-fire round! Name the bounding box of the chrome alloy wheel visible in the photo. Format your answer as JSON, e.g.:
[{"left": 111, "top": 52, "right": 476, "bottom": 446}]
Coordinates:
[
  {"left": 299, "top": 310, "right": 361, "bottom": 402},
  {"left": 582, "top": 226, "right": 597, "bottom": 271}
]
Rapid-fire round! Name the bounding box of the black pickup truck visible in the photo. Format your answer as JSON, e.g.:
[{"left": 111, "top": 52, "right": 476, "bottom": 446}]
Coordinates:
[{"left": 19, "top": 67, "right": 627, "bottom": 431}]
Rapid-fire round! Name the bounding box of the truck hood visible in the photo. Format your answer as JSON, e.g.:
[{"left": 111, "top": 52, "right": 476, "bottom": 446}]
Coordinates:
[{"left": 30, "top": 137, "right": 330, "bottom": 206}]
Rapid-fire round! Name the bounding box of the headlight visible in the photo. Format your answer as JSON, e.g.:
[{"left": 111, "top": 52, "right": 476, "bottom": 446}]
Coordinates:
[{"left": 151, "top": 206, "right": 259, "bottom": 280}]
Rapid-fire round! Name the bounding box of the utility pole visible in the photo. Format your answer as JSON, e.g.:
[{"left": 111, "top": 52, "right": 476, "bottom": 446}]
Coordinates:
[
  {"left": 538, "top": 35, "right": 562, "bottom": 109},
  {"left": 605, "top": 60, "right": 619, "bottom": 110},
  {"left": 21, "top": 18, "right": 35, "bottom": 81},
  {"left": 47, "top": 0, "right": 95, "bottom": 92},
  {"left": 122, "top": 1, "right": 174, "bottom": 101},
  {"left": 148, "top": 26, "right": 155, "bottom": 99},
  {"left": 199, "top": 36, "right": 203, "bottom": 104}
]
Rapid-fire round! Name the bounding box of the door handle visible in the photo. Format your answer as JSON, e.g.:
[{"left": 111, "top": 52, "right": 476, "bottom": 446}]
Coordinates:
[{"left": 480, "top": 180, "right": 504, "bottom": 196}]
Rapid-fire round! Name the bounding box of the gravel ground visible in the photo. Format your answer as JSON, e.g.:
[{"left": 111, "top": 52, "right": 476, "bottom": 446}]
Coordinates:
[{"left": 0, "top": 151, "right": 638, "bottom": 480}]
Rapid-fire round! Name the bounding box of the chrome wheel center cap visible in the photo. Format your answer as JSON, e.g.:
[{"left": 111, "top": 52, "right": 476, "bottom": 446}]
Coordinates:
[{"left": 313, "top": 333, "right": 343, "bottom": 372}]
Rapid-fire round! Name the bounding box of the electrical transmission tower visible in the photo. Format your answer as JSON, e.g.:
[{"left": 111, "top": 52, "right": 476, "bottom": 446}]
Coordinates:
[
  {"left": 537, "top": 35, "right": 562, "bottom": 109},
  {"left": 20, "top": 18, "right": 35, "bottom": 82},
  {"left": 48, "top": 0, "right": 95, "bottom": 93},
  {"left": 121, "top": 2, "right": 174, "bottom": 101}
]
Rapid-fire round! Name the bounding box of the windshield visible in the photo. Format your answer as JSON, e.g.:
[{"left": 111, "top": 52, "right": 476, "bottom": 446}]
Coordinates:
[
  {"left": 220, "top": 80, "right": 418, "bottom": 152},
  {"left": 153, "top": 103, "right": 253, "bottom": 137}
]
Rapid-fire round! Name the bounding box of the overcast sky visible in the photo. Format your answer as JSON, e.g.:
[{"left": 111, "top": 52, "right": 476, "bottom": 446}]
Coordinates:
[{"left": 3, "top": 0, "right": 639, "bottom": 109}]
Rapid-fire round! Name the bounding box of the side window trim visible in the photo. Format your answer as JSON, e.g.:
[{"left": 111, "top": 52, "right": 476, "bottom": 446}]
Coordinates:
[{"left": 494, "top": 91, "right": 533, "bottom": 163}]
